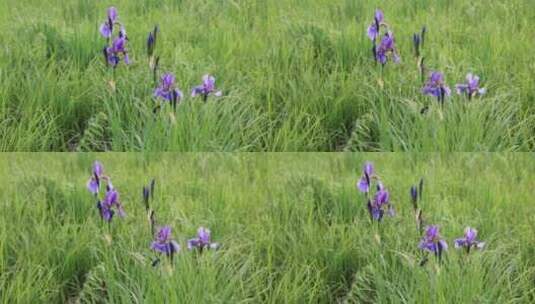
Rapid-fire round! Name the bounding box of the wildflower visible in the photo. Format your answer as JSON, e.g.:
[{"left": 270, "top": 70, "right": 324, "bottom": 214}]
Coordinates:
[
  {"left": 375, "top": 31, "right": 400, "bottom": 65},
  {"left": 454, "top": 227, "right": 485, "bottom": 252},
  {"left": 367, "top": 185, "right": 395, "bottom": 221},
  {"left": 191, "top": 75, "right": 222, "bottom": 101},
  {"left": 151, "top": 226, "right": 181, "bottom": 257},
  {"left": 154, "top": 73, "right": 183, "bottom": 102},
  {"left": 422, "top": 71, "right": 451, "bottom": 103},
  {"left": 97, "top": 188, "right": 126, "bottom": 222},
  {"left": 154, "top": 73, "right": 183, "bottom": 111},
  {"left": 356, "top": 162, "right": 374, "bottom": 193},
  {"left": 104, "top": 36, "right": 130, "bottom": 68},
  {"left": 187, "top": 227, "right": 219, "bottom": 251},
  {"left": 456, "top": 73, "right": 486, "bottom": 99},
  {"left": 87, "top": 161, "right": 105, "bottom": 195},
  {"left": 419, "top": 225, "right": 448, "bottom": 259},
  {"left": 99, "top": 7, "right": 118, "bottom": 39},
  {"left": 367, "top": 9, "right": 384, "bottom": 41}
]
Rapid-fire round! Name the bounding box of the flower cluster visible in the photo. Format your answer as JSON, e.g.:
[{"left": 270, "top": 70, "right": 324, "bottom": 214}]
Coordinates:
[
  {"left": 356, "top": 162, "right": 395, "bottom": 221},
  {"left": 366, "top": 10, "right": 400, "bottom": 65},
  {"left": 152, "top": 73, "right": 223, "bottom": 112},
  {"left": 99, "top": 7, "right": 129, "bottom": 68},
  {"left": 357, "top": 161, "right": 486, "bottom": 266},
  {"left": 366, "top": 9, "right": 487, "bottom": 107},
  {"left": 86, "top": 161, "right": 125, "bottom": 223}
]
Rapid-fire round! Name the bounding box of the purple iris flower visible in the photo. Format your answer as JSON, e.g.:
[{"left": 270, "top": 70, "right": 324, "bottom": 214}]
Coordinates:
[
  {"left": 375, "top": 31, "right": 400, "bottom": 65},
  {"left": 456, "top": 73, "right": 486, "bottom": 99},
  {"left": 367, "top": 9, "right": 384, "bottom": 41},
  {"left": 187, "top": 227, "right": 219, "bottom": 251},
  {"left": 191, "top": 75, "right": 222, "bottom": 101},
  {"left": 357, "top": 162, "right": 374, "bottom": 193},
  {"left": 454, "top": 227, "right": 485, "bottom": 252},
  {"left": 104, "top": 36, "right": 130, "bottom": 68},
  {"left": 151, "top": 226, "right": 181, "bottom": 257},
  {"left": 422, "top": 71, "right": 451, "bottom": 102},
  {"left": 367, "top": 186, "right": 395, "bottom": 221},
  {"left": 87, "top": 161, "right": 104, "bottom": 195},
  {"left": 97, "top": 188, "right": 126, "bottom": 222},
  {"left": 419, "top": 225, "right": 448, "bottom": 259},
  {"left": 154, "top": 73, "right": 183, "bottom": 103},
  {"left": 99, "top": 7, "right": 118, "bottom": 39}
]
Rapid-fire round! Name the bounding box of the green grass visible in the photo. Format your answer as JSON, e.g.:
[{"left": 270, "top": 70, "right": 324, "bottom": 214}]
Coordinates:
[
  {"left": 0, "top": 0, "right": 533, "bottom": 151},
  {"left": 1, "top": 153, "right": 534, "bottom": 303}
]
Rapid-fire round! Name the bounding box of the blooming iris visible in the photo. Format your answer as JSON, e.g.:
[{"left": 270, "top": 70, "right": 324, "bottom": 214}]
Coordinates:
[
  {"left": 151, "top": 226, "right": 181, "bottom": 257},
  {"left": 187, "top": 227, "right": 219, "bottom": 251},
  {"left": 376, "top": 31, "right": 400, "bottom": 65},
  {"left": 104, "top": 36, "right": 130, "bottom": 68},
  {"left": 191, "top": 75, "right": 222, "bottom": 101},
  {"left": 367, "top": 184, "right": 395, "bottom": 221},
  {"left": 99, "top": 7, "right": 118, "bottom": 39},
  {"left": 356, "top": 162, "right": 374, "bottom": 193},
  {"left": 87, "top": 161, "right": 105, "bottom": 195},
  {"left": 454, "top": 227, "right": 485, "bottom": 252},
  {"left": 154, "top": 73, "right": 183, "bottom": 104},
  {"left": 456, "top": 73, "right": 486, "bottom": 99},
  {"left": 422, "top": 71, "right": 451, "bottom": 103},
  {"left": 366, "top": 9, "right": 384, "bottom": 41},
  {"left": 99, "top": 7, "right": 129, "bottom": 68},
  {"left": 96, "top": 188, "right": 126, "bottom": 222},
  {"left": 419, "top": 225, "right": 448, "bottom": 259}
]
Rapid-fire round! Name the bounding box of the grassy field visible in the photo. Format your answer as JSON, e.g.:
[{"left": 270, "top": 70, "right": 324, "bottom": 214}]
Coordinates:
[
  {"left": 0, "top": 0, "right": 534, "bottom": 151},
  {"left": 1, "top": 153, "right": 534, "bottom": 303}
]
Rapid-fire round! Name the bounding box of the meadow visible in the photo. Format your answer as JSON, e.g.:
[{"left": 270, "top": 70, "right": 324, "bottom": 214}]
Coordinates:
[
  {"left": 0, "top": 0, "right": 534, "bottom": 151},
  {"left": 1, "top": 153, "right": 534, "bottom": 303}
]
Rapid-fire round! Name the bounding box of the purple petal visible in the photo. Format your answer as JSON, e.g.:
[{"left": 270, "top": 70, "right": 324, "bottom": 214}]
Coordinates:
[
  {"left": 87, "top": 178, "right": 99, "bottom": 194},
  {"left": 99, "top": 23, "right": 112, "bottom": 38},
  {"left": 107, "top": 7, "right": 118, "bottom": 21}
]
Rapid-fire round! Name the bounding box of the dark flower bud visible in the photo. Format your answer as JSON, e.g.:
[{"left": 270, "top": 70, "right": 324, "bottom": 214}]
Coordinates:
[
  {"left": 147, "top": 32, "right": 155, "bottom": 57},
  {"left": 413, "top": 33, "right": 421, "bottom": 58},
  {"left": 410, "top": 185, "right": 418, "bottom": 209},
  {"left": 143, "top": 186, "right": 150, "bottom": 210}
]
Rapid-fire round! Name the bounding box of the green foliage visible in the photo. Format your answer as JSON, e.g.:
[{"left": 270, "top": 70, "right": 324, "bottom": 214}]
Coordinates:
[
  {"left": 0, "top": 0, "right": 533, "bottom": 151},
  {"left": 1, "top": 153, "right": 534, "bottom": 302}
]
